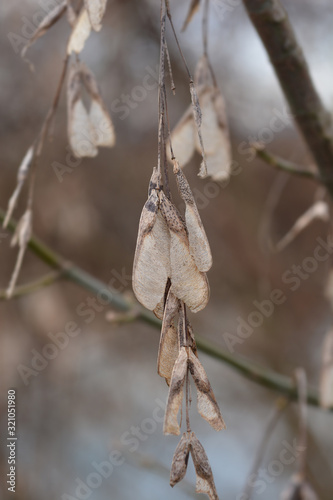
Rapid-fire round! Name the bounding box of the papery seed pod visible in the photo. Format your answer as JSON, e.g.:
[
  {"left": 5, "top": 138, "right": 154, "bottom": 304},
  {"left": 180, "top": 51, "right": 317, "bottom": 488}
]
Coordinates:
[
  {"left": 80, "top": 64, "right": 115, "bottom": 147},
  {"left": 67, "top": 8, "right": 92, "bottom": 55},
  {"left": 281, "top": 474, "right": 318, "bottom": 500},
  {"left": 188, "top": 350, "right": 225, "bottom": 431},
  {"left": 84, "top": 0, "right": 108, "bottom": 31},
  {"left": 173, "top": 160, "right": 212, "bottom": 272},
  {"left": 157, "top": 290, "right": 180, "bottom": 385},
  {"left": 190, "top": 433, "right": 219, "bottom": 500},
  {"left": 170, "top": 432, "right": 191, "bottom": 487},
  {"left": 6, "top": 209, "right": 32, "bottom": 298},
  {"left": 67, "top": 63, "right": 97, "bottom": 158},
  {"left": 3, "top": 146, "right": 34, "bottom": 228},
  {"left": 133, "top": 170, "right": 171, "bottom": 310},
  {"left": 182, "top": 0, "right": 200, "bottom": 32},
  {"left": 159, "top": 191, "right": 210, "bottom": 313},
  {"left": 21, "top": 0, "right": 67, "bottom": 58},
  {"left": 319, "top": 328, "right": 333, "bottom": 409},
  {"left": 163, "top": 347, "right": 188, "bottom": 435},
  {"left": 169, "top": 111, "right": 196, "bottom": 167}
]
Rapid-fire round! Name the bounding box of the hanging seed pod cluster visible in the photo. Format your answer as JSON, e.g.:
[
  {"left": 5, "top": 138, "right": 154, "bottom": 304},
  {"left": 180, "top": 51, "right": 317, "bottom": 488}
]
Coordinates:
[
  {"left": 3, "top": 0, "right": 113, "bottom": 297},
  {"left": 132, "top": 2, "right": 229, "bottom": 498}
]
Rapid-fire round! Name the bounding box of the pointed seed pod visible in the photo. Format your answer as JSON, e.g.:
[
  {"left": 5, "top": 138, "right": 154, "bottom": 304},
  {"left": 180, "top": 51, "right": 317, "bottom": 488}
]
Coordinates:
[
  {"left": 67, "top": 8, "right": 92, "bottom": 55},
  {"left": 170, "top": 432, "right": 191, "bottom": 486},
  {"left": 84, "top": 0, "right": 108, "bottom": 31},
  {"left": 157, "top": 290, "right": 180, "bottom": 385},
  {"left": 163, "top": 347, "right": 188, "bottom": 435},
  {"left": 190, "top": 433, "right": 219, "bottom": 500}
]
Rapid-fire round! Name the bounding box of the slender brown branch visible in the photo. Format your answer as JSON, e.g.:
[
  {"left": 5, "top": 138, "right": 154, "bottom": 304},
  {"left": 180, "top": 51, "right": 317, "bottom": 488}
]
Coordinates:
[
  {"left": 0, "top": 271, "right": 63, "bottom": 300},
  {"left": 0, "top": 207, "right": 331, "bottom": 411},
  {"left": 242, "top": 0, "right": 333, "bottom": 193},
  {"left": 254, "top": 146, "right": 319, "bottom": 180}
]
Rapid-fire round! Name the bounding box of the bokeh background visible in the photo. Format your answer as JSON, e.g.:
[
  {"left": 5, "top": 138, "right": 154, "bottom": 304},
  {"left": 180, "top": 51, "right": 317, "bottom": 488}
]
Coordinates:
[{"left": 1, "top": 0, "right": 333, "bottom": 499}]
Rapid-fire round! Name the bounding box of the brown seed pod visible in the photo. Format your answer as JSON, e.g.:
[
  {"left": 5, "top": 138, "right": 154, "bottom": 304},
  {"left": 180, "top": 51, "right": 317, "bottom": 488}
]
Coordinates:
[
  {"left": 132, "top": 170, "right": 171, "bottom": 310},
  {"left": 173, "top": 160, "right": 212, "bottom": 272},
  {"left": 159, "top": 191, "right": 210, "bottom": 313},
  {"left": 170, "top": 432, "right": 191, "bottom": 487},
  {"left": 157, "top": 290, "right": 180, "bottom": 385},
  {"left": 188, "top": 350, "right": 225, "bottom": 431},
  {"left": 281, "top": 474, "right": 318, "bottom": 500},
  {"left": 163, "top": 347, "right": 188, "bottom": 435},
  {"left": 190, "top": 433, "right": 219, "bottom": 500}
]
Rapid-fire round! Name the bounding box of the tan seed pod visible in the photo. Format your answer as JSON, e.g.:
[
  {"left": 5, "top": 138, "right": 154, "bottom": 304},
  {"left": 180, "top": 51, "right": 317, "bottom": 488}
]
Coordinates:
[
  {"left": 84, "top": 0, "right": 108, "bottom": 31},
  {"left": 319, "top": 328, "right": 333, "bottom": 409},
  {"left": 173, "top": 160, "right": 212, "bottom": 272},
  {"left": 188, "top": 350, "right": 225, "bottom": 431},
  {"left": 170, "top": 432, "right": 191, "bottom": 487},
  {"left": 159, "top": 191, "right": 209, "bottom": 313},
  {"left": 190, "top": 433, "right": 219, "bottom": 500},
  {"left": 67, "top": 8, "right": 92, "bottom": 55},
  {"left": 163, "top": 347, "right": 188, "bottom": 435},
  {"left": 89, "top": 98, "right": 115, "bottom": 147},
  {"left": 157, "top": 290, "right": 180, "bottom": 385},
  {"left": 21, "top": 0, "right": 67, "bottom": 58},
  {"left": 153, "top": 296, "right": 165, "bottom": 320},
  {"left": 133, "top": 171, "right": 171, "bottom": 310},
  {"left": 3, "top": 146, "right": 34, "bottom": 229},
  {"left": 168, "top": 110, "right": 195, "bottom": 167}
]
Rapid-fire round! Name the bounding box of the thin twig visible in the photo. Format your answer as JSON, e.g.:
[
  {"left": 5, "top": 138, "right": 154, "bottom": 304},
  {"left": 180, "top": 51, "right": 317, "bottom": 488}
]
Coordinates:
[
  {"left": 254, "top": 146, "right": 319, "bottom": 180},
  {"left": 0, "top": 270, "right": 63, "bottom": 300}
]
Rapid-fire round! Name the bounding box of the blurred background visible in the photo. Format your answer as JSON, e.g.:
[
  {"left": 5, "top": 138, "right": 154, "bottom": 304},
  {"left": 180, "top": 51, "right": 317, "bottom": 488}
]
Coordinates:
[{"left": 0, "top": 0, "right": 333, "bottom": 498}]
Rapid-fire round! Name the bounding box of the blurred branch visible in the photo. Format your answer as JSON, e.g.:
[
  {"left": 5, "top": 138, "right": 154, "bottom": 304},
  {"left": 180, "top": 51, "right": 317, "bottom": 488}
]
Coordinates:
[
  {"left": 0, "top": 207, "right": 331, "bottom": 411},
  {"left": 242, "top": 0, "right": 333, "bottom": 194},
  {"left": 0, "top": 270, "right": 63, "bottom": 300},
  {"left": 253, "top": 146, "right": 319, "bottom": 180}
]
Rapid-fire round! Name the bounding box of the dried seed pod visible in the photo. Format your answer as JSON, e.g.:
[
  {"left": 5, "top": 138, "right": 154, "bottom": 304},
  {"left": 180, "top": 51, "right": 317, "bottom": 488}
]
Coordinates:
[
  {"left": 319, "top": 328, "right": 333, "bottom": 409},
  {"left": 170, "top": 432, "right": 191, "bottom": 486},
  {"left": 188, "top": 350, "right": 225, "bottom": 431},
  {"left": 163, "top": 347, "right": 188, "bottom": 435},
  {"left": 80, "top": 64, "right": 115, "bottom": 147},
  {"left": 173, "top": 160, "right": 212, "bottom": 272},
  {"left": 157, "top": 290, "right": 180, "bottom": 385},
  {"left": 6, "top": 209, "right": 32, "bottom": 298},
  {"left": 281, "top": 474, "right": 318, "bottom": 500},
  {"left": 133, "top": 170, "right": 171, "bottom": 310},
  {"left": 67, "top": 63, "right": 97, "bottom": 158},
  {"left": 190, "top": 433, "right": 219, "bottom": 500},
  {"left": 21, "top": 0, "right": 67, "bottom": 58},
  {"left": 182, "top": 0, "right": 201, "bottom": 31},
  {"left": 169, "top": 110, "right": 195, "bottom": 167},
  {"left": 159, "top": 191, "right": 210, "bottom": 313},
  {"left": 67, "top": 8, "right": 92, "bottom": 55},
  {"left": 84, "top": 0, "right": 108, "bottom": 31},
  {"left": 3, "top": 146, "right": 34, "bottom": 229}
]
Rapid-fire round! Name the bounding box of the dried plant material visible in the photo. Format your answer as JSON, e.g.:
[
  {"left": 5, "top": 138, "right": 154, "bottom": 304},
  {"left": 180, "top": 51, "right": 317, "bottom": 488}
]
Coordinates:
[
  {"left": 133, "top": 171, "right": 171, "bottom": 310},
  {"left": 154, "top": 297, "right": 165, "bottom": 320},
  {"left": 276, "top": 201, "right": 329, "bottom": 252},
  {"left": 157, "top": 290, "right": 180, "bottom": 384},
  {"left": 3, "top": 146, "right": 34, "bottom": 228},
  {"left": 21, "top": 0, "right": 67, "bottom": 58},
  {"left": 319, "top": 328, "right": 333, "bottom": 409},
  {"left": 170, "top": 432, "right": 219, "bottom": 500},
  {"left": 170, "top": 432, "right": 191, "bottom": 486},
  {"left": 173, "top": 160, "right": 212, "bottom": 272},
  {"left": 188, "top": 350, "right": 225, "bottom": 431},
  {"left": 190, "top": 83, "right": 208, "bottom": 177},
  {"left": 6, "top": 209, "right": 32, "bottom": 299},
  {"left": 281, "top": 474, "right": 318, "bottom": 500},
  {"left": 84, "top": 0, "right": 108, "bottom": 31},
  {"left": 66, "top": 1, "right": 77, "bottom": 27},
  {"left": 67, "top": 62, "right": 115, "bottom": 157},
  {"left": 164, "top": 347, "right": 188, "bottom": 435},
  {"left": 159, "top": 191, "right": 209, "bottom": 313},
  {"left": 182, "top": 0, "right": 200, "bottom": 32},
  {"left": 190, "top": 433, "right": 219, "bottom": 500},
  {"left": 67, "top": 8, "right": 91, "bottom": 55},
  {"left": 169, "top": 111, "right": 196, "bottom": 166},
  {"left": 324, "top": 269, "right": 333, "bottom": 309}
]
